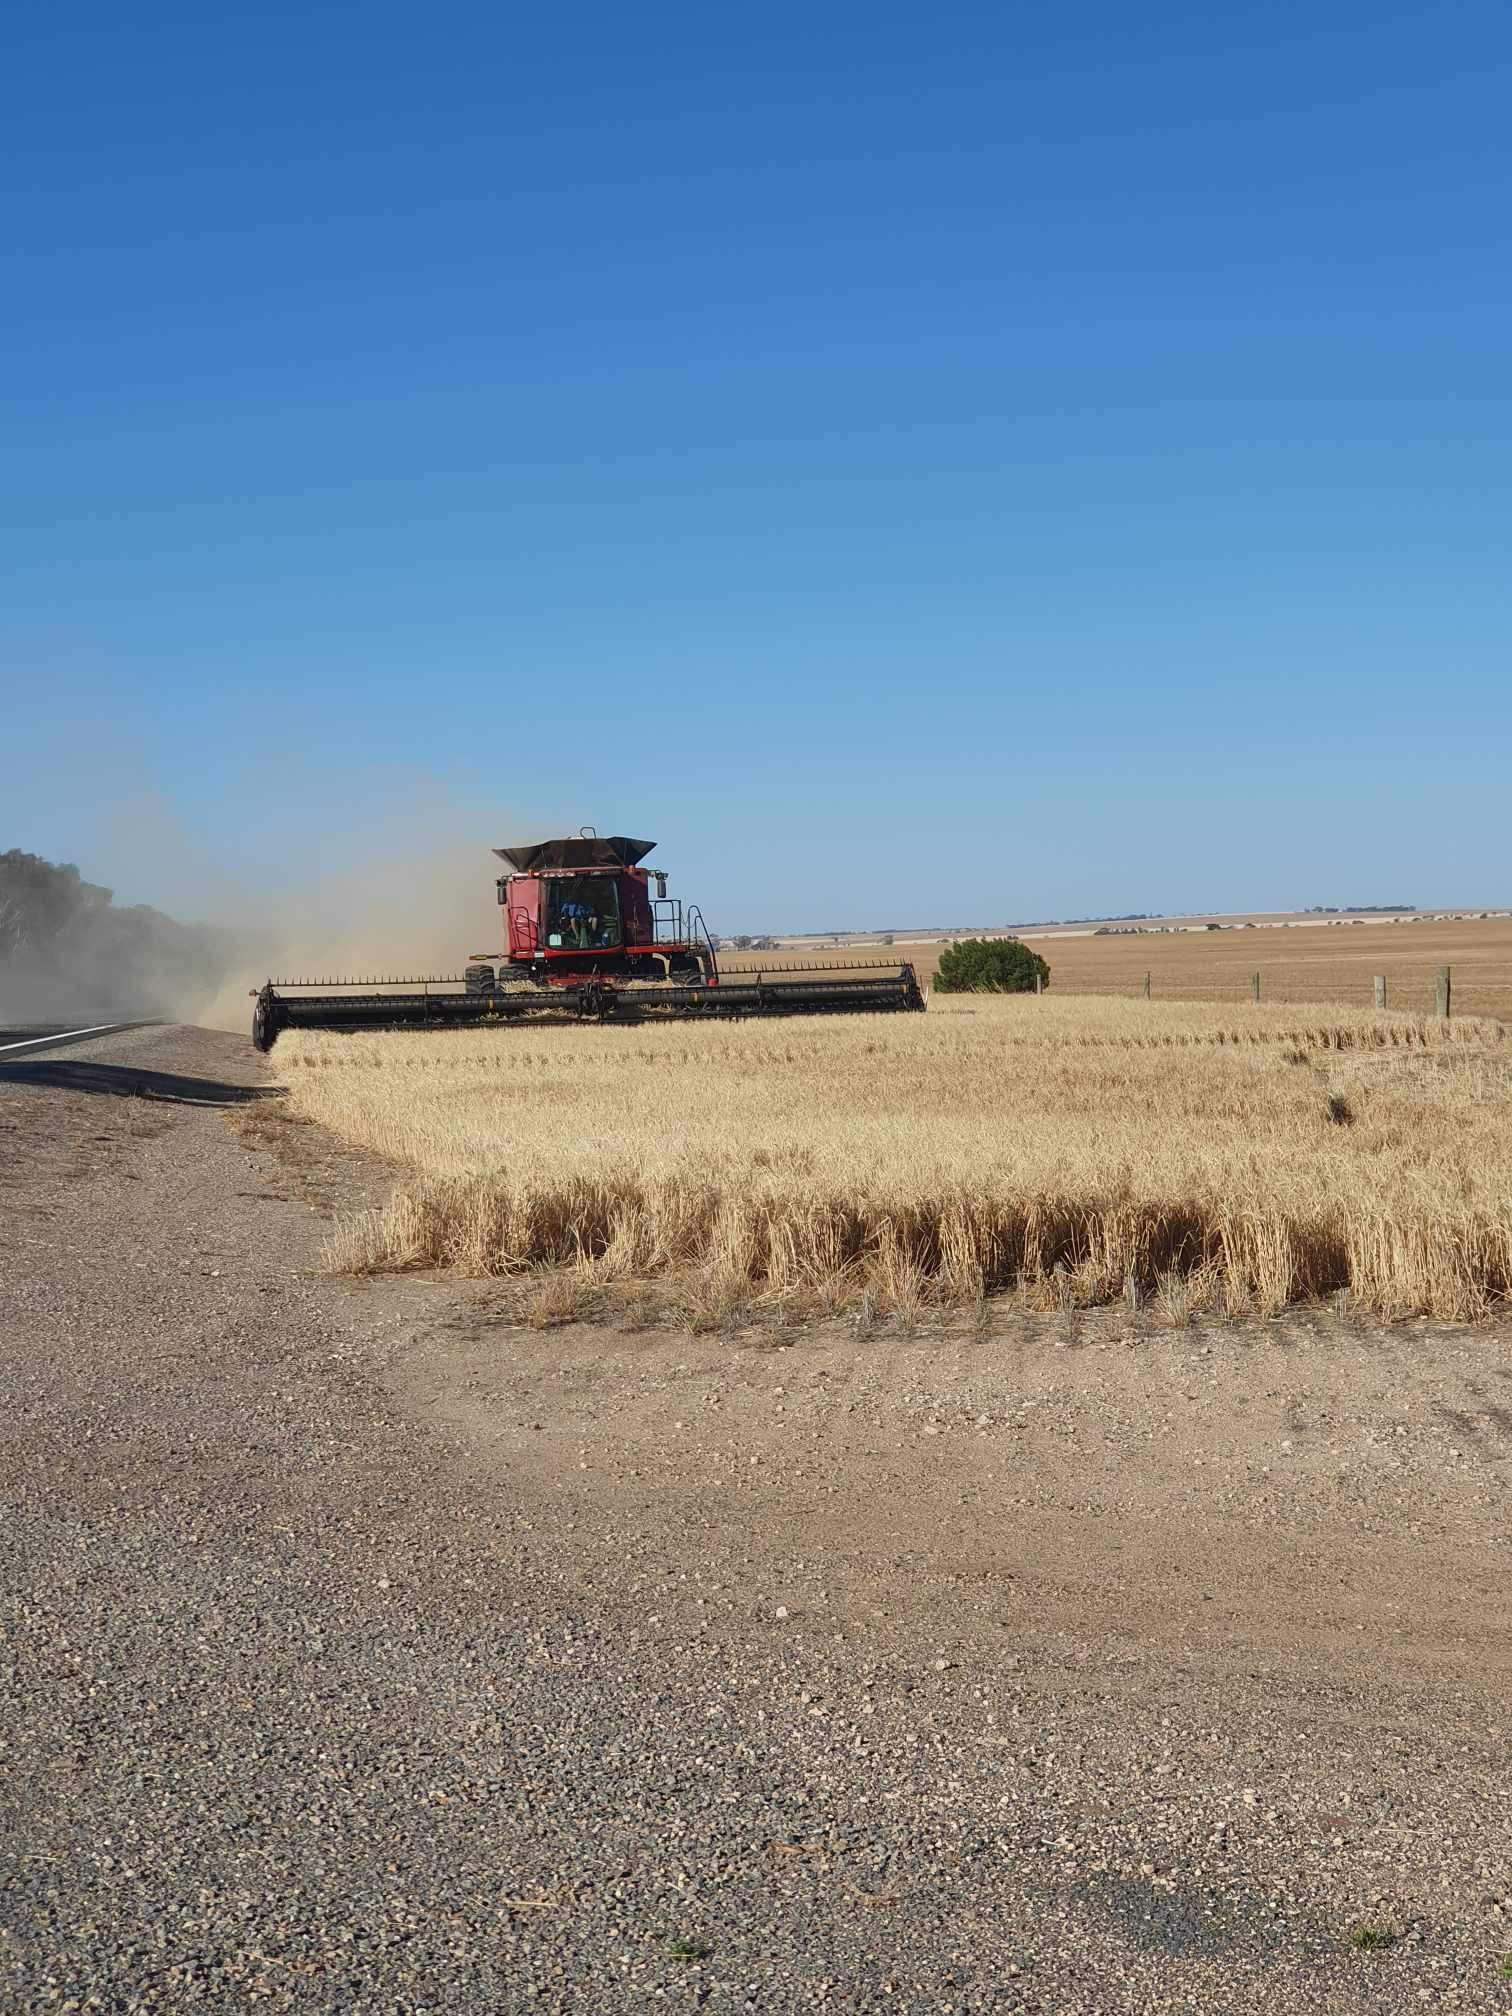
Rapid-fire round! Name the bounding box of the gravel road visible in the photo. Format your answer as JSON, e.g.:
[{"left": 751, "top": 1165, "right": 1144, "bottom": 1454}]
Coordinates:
[{"left": 2, "top": 1024, "right": 1509, "bottom": 2013}]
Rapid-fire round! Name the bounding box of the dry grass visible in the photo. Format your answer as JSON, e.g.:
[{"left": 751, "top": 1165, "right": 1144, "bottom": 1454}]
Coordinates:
[{"left": 281, "top": 995, "right": 1512, "bottom": 1321}]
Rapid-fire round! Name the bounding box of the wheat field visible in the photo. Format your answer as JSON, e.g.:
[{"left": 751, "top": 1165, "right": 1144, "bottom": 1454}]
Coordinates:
[{"left": 270, "top": 995, "right": 1512, "bottom": 1322}]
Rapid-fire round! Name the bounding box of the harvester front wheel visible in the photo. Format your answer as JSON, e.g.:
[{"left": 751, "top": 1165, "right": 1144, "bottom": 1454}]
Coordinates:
[
  {"left": 463, "top": 963, "right": 495, "bottom": 996},
  {"left": 251, "top": 987, "right": 277, "bottom": 1053}
]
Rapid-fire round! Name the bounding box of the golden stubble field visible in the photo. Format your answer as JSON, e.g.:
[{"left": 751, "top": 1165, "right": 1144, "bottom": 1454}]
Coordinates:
[
  {"left": 272, "top": 994, "right": 1512, "bottom": 1322},
  {"left": 721, "top": 915, "right": 1512, "bottom": 1019}
]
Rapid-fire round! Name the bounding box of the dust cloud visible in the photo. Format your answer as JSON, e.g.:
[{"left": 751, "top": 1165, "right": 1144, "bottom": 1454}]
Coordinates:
[
  {"left": 194, "top": 838, "right": 521, "bottom": 1032},
  {"left": 0, "top": 850, "right": 252, "bottom": 1028},
  {"left": 3, "top": 788, "right": 560, "bottom": 1035}
]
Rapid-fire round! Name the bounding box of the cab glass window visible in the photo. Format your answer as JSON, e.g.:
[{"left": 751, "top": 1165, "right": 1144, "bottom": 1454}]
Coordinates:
[{"left": 545, "top": 877, "right": 622, "bottom": 949}]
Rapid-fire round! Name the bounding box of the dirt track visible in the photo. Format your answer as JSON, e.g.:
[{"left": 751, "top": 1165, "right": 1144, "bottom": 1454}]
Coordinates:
[{"left": 2, "top": 1025, "right": 1510, "bottom": 2012}]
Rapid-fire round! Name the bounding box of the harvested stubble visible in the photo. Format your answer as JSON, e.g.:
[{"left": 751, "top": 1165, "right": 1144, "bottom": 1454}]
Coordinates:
[
  {"left": 723, "top": 914, "right": 1512, "bottom": 1019},
  {"left": 272, "top": 997, "right": 1512, "bottom": 1320}
]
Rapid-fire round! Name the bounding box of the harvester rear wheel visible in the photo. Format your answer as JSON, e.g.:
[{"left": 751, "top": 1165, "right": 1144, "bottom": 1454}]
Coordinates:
[{"left": 463, "top": 963, "right": 495, "bottom": 996}]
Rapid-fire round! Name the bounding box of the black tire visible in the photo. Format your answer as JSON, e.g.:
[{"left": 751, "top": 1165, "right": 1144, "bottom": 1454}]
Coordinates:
[{"left": 464, "top": 963, "right": 496, "bottom": 997}]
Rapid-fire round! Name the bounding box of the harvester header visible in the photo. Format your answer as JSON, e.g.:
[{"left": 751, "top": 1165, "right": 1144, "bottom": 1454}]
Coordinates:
[{"left": 252, "top": 830, "right": 925, "bottom": 1049}]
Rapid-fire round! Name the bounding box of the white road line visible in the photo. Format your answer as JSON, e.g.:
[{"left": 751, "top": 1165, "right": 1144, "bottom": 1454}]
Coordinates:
[{"left": 0, "top": 1022, "right": 134, "bottom": 1056}]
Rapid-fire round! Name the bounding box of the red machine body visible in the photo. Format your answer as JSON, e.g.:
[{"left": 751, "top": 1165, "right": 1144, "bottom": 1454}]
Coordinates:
[{"left": 476, "top": 833, "right": 714, "bottom": 990}]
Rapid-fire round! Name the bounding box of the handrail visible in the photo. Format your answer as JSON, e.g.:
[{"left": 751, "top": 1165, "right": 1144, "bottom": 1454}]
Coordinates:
[
  {"left": 686, "top": 904, "right": 720, "bottom": 984},
  {"left": 650, "top": 896, "right": 684, "bottom": 946}
]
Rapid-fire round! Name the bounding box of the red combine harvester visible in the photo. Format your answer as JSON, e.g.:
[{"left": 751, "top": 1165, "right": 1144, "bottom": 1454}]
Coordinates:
[{"left": 251, "top": 832, "right": 925, "bottom": 1049}]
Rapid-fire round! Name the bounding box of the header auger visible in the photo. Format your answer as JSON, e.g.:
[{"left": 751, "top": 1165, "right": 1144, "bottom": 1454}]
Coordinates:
[{"left": 251, "top": 832, "right": 925, "bottom": 1049}]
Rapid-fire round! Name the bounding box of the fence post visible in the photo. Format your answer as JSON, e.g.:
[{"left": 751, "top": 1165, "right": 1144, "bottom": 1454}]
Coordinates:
[
  {"left": 1251, "top": 971, "right": 1260, "bottom": 1003},
  {"left": 1034, "top": 970, "right": 1043, "bottom": 995},
  {"left": 1142, "top": 971, "right": 1151, "bottom": 1000},
  {"left": 1436, "top": 965, "right": 1451, "bottom": 1018},
  {"left": 1373, "top": 974, "right": 1386, "bottom": 1011}
]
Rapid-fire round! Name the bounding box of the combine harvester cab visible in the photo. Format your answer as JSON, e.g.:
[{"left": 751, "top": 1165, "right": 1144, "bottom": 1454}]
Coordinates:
[
  {"left": 486, "top": 831, "right": 715, "bottom": 990},
  {"left": 252, "top": 833, "right": 925, "bottom": 1049}
]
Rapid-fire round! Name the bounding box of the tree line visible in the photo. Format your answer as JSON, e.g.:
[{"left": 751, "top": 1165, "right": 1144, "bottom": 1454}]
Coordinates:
[{"left": 0, "top": 849, "right": 248, "bottom": 1020}]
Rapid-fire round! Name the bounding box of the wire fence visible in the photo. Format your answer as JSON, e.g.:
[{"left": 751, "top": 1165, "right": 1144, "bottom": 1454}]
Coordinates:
[{"left": 1050, "top": 964, "right": 1509, "bottom": 1018}]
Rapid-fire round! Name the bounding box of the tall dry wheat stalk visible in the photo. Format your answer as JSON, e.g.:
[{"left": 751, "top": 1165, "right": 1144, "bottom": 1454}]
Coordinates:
[{"left": 271, "top": 996, "right": 1512, "bottom": 1320}]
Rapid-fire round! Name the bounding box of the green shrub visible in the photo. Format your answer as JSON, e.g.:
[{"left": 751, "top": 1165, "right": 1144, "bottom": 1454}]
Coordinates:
[{"left": 934, "top": 937, "right": 1050, "bottom": 994}]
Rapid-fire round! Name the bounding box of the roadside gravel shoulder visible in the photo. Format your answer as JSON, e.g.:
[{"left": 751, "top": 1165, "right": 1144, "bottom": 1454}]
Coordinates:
[{"left": 2, "top": 1024, "right": 1509, "bottom": 2013}]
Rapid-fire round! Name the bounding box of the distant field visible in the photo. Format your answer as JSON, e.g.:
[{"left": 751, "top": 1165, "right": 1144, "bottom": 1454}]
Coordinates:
[
  {"left": 276, "top": 996, "right": 1512, "bottom": 1322},
  {"left": 719, "top": 915, "right": 1512, "bottom": 1020}
]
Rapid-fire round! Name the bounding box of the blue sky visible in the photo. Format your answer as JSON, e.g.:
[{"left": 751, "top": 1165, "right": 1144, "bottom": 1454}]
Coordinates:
[{"left": 4, "top": 1, "right": 1509, "bottom": 932}]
